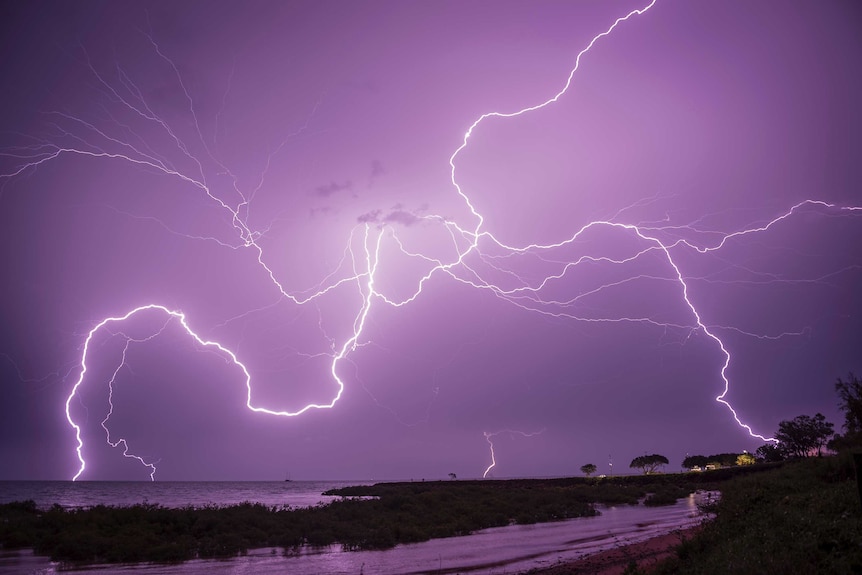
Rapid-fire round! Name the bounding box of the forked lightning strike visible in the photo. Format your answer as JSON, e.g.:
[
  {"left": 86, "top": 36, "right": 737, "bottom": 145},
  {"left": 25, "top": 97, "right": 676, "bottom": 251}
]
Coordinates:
[
  {"left": 2, "top": 0, "right": 860, "bottom": 480},
  {"left": 483, "top": 430, "right": 545, "bottom": 478},
  {"left": 66, "top": 225, "right": 385, "bottom": 481}
]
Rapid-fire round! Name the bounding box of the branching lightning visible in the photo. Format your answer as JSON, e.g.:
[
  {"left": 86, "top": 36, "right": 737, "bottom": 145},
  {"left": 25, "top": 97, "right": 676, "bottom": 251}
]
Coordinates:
[
  {"left": 483, "top": 430, "right": 546, "bottom": 479},
  {"left": 64, "top": 224, "right": 384, "bottom": 480},
  {"left": 3, "top": 0, "right": 861, "bottom": 480}
]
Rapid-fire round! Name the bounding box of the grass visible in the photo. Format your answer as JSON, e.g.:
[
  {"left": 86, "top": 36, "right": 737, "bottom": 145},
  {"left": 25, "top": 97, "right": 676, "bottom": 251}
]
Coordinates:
[
  {"left": 643, "top": 454, "right": 862, "bottom": 574},
  {"left": 0, "top": 468, "right": 765, "bottom": 566}
]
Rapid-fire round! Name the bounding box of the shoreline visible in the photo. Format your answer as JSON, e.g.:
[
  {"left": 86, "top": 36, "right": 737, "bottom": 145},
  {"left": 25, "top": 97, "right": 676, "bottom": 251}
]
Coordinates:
[{"left": 526, "top": 526, "right": 700, "bottom": 574}]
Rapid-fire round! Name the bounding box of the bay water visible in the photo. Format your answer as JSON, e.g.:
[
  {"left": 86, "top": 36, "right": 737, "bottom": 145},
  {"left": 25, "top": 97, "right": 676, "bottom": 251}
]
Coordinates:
[{"left": 0, "top": 480, "right": 367, "bottom": 510}]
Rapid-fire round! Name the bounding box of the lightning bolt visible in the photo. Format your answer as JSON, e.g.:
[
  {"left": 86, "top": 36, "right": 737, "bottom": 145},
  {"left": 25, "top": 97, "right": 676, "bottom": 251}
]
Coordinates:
[
  {"left": 483, "top": 429, "right": 546, "bottom": 479},
  {"left": 2, "top": 0, "right": 860, "bottom": 480},
  {"left": 65, "top": 224, "right": 384, "bottom": 481},
  {"left": 96, "top": 323, "right": 170, "bottom": 481}
]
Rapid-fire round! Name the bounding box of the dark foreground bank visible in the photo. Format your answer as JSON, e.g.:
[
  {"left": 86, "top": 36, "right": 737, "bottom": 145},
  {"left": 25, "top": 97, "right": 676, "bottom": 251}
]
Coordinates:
[
  {"left": 529, "top": 456, "right": 862, "bottom": 574},
  {"left": 0, "top": 471, "right": 754, "bottom": 566}
]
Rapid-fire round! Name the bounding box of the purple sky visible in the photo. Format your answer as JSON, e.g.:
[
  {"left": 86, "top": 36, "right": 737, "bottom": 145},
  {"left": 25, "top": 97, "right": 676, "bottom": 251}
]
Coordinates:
[{"left": 2, "top": 0, "right": 861, "bottom": 481}]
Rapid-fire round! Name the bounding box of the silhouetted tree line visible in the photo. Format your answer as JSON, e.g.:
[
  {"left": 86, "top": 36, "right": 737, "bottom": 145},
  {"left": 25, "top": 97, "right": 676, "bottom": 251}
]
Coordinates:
[
  {"left": 681, "top": 452, "right": 755, "bottom": 470},
  {"left": 830, "top": 372, "right": 862, "bottom": 451},
  {"left": 754, "top": 372, "right": 862, "bottom": 461},
  {"left": 580, "top": 373, "right": 862, "bottom": 477}
]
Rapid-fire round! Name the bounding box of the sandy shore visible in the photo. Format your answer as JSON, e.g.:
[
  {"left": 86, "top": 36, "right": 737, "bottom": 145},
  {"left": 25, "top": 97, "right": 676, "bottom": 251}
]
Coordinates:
[{"left": 526, "top": 526, "right": 700, "bottom": 575}]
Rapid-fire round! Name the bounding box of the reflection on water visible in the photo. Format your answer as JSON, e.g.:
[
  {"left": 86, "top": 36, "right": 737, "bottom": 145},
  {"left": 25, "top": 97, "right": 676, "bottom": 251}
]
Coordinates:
[{"left": 0, "top": 491, "right": 715, "bottom": 575}]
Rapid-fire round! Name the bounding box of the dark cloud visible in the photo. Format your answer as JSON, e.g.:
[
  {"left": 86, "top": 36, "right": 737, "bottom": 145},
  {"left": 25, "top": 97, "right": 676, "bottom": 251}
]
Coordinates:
[
  {"left": 383, "top": 210, "right": 419, "bottom": 227},
  {"left": 357, "top": 209, "right": 382, "bottom": 223},
  {"left": 367, "top": 160, "right": 385, "bottom": 187},
  {"left": 356, "top": 207, "right": 420, "bottom": 227},
  {"left": 314, "top": 180, "right": 352, "bottom": 197},
  {"left": 310, "top": 206, "right": 335, "bottom": 218}
]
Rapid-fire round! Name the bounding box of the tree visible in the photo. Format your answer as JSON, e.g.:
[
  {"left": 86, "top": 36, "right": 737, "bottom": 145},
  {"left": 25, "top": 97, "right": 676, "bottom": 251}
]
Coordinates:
[
  {"left": 775, "top": 413, "right": 834, "bottom": 458},
  {"left": 736, "top": 452, "right": 756, "bottom": 466},
  {"left": 682, "top": 455, "right": 708, "bottom": 469},
  {"left": 756, "top": 443, "right": 784, "bottom": 463},
  {"left": 809, "top": 413, "right": 835, "bottom": 456},
  {"left": 710, "top": 453, "right": 743, "bottom": 467},
  {"left": 580, "top": 463, "right": 597, "bottom": 477},
  {"left": 629, "top": 454, "right": 669, "bottom": 475},
  {"left": 448, "top": 473, "right": 457, "bottom": 480},
  {"left": 835, "top": 373, "right": 862, "bottom": 436},
  {"left": 683, "top": 453, "right": 744, "bottom": 469}
]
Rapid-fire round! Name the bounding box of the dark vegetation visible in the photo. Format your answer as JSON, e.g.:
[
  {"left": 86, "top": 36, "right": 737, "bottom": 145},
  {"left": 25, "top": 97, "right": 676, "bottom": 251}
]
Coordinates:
[
  {"left": 775, "top": 413, "right": 833, "bottom": 457},
  {"left": 0, "top": 471, "right": 767, "bottom": 566},
  {"left": 831, "top": 372, "right": 862, "bottom": 451},
  {"left": 682, "top": 452, "right": 752, "bottom": 469},
  {"left": 645, "top": 455, "right": 862, "bottom": 574},
  {"left": 629, "top": 454, "right": 669, "bottom": 474},
  {"left": 632, "top": 371, "right": 862, "bottom": 574}
]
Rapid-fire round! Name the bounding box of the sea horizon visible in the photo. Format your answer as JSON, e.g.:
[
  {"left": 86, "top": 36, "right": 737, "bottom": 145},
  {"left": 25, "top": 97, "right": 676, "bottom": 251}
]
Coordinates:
[{"left": 0, "top": 479, "right": 377, "bottom": 510}]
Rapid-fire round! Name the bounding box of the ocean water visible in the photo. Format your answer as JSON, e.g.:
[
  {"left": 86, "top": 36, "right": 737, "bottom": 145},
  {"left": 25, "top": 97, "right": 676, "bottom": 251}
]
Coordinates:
[
  {"left": 0, "top": 480, "right": 372, "bottom": 510},
  {"left": 0, "top": 483, "right": 714, "bottom": 575}
]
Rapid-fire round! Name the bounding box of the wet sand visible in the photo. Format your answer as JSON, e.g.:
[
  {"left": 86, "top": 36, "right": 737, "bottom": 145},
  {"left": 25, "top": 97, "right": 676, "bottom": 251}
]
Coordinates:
[{"left": 527, "top": 526, "right": 699, "bottom": 574}]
